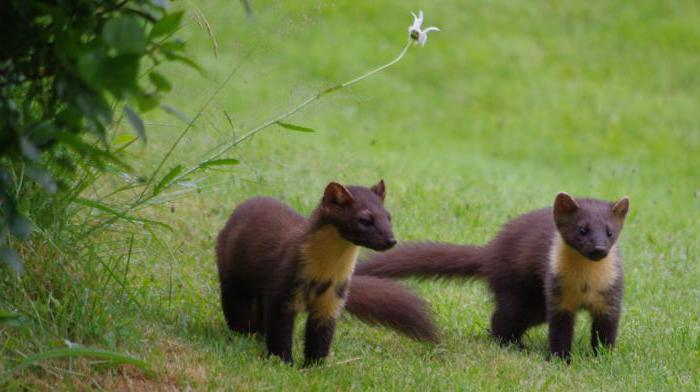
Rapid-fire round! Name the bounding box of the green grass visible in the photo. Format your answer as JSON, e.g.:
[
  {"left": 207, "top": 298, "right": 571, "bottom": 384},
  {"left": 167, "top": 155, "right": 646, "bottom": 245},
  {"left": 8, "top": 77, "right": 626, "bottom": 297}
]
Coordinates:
[{"left": 3, "top": 0, "right": 700, "bottom": 389}]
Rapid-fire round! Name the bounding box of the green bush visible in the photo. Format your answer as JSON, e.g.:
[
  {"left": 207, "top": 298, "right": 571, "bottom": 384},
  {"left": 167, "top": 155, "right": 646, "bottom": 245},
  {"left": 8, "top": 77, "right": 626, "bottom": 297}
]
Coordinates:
[{"left": 0, "top": 0, "right": 193, "bottom": 272}]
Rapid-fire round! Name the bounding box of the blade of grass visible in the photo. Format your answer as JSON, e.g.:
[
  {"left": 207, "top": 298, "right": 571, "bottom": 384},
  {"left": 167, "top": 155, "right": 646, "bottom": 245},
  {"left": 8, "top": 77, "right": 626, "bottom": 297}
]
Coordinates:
[
  {"left": 4, "top": 347, "right": 151, "bottom": 379},
  {"left": 153, "top": 164, "right": 183, "bottom": 196},
  {"left": 198, "top": 158, "right": 239, "bottom": 168},
  {"left": 275, "top": 121, "right": 314, "bottom": 133},
  {"left": 75, "top": 198, "right": 173, "bottom": 235}
]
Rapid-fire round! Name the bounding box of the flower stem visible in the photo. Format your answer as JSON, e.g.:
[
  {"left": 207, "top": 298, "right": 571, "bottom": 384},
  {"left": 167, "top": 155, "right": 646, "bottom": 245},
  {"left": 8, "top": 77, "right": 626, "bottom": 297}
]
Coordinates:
[
  {"left": 204, "top": 39, "right": 413, "bottom": 163},
  {"left": 339, "top": 39, "right": 412, "bottom": 89}
]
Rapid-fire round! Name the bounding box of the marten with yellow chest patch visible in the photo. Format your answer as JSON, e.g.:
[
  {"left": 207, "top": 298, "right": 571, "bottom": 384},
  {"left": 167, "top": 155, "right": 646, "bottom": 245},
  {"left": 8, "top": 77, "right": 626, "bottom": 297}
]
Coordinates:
[
  {"left": 356, "top": 192, "right": 630, "bottom": 362},
  {"left": 216, "top": 180, "right": 438, "bottom": 366}
]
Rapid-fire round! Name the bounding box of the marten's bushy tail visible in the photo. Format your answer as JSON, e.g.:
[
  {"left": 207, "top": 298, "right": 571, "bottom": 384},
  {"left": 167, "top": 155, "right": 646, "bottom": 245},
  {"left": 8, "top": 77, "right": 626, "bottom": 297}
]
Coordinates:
[
  {"left": 345, "top": 276, "right": 439, "bottom": 343},
  {"left": 355, "top": 242, "right": 485, "bottom": 279}
]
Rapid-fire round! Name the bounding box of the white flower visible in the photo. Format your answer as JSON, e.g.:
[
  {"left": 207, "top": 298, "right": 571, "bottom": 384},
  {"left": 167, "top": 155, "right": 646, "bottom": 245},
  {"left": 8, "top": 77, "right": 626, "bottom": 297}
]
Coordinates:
[{"left": 408, "top": 10, "right": 440, "bottom": 46}]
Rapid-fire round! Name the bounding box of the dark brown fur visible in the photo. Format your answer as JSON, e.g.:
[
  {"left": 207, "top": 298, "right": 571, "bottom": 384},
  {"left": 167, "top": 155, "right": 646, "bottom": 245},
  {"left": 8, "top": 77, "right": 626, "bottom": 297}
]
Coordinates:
[
  {"left": 356, "top": 193, "right": 629, "bottom": 362},
  {"left": 345, "top": 275, "right": 438, "bottom": 342},
  {"left": 216, "top": 181, "right": 438, "bottom": 366}
]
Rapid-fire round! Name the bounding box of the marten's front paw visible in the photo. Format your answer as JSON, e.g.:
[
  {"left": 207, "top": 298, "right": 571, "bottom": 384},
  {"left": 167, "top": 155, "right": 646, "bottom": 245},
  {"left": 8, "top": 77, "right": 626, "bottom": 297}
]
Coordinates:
[{"left": 266, "top": 351, "right": 293, "bottom": 366}]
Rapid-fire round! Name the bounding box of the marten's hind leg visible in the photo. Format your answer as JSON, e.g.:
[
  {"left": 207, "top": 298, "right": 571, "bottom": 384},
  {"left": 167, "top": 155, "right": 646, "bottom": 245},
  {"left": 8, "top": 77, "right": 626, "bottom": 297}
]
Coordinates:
[
  {"left": 490, "top": 309, "right": 528, "bottom": 348},
  {"left": 490, "top": 294, "right": 544, "bottom": 348},
  {"left": 220, "top": 280, "right": 262, "bottom": 334}
]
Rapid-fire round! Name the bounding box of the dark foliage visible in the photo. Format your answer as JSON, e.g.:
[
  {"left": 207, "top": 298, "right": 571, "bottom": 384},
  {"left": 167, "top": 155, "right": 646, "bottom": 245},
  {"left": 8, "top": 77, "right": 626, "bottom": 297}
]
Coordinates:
[{"left": 0, "top": 0, "right": 193, "bottom": 271}]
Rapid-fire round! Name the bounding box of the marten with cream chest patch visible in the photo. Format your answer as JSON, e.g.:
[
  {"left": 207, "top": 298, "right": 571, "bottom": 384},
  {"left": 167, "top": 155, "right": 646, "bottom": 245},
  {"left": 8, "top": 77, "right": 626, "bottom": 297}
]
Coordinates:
[
  {"left": 356, "top": 192, "right": 630, "bottom": 362},
  {"left": 216, "top": 180, "right": 438, "bottom": 366}
]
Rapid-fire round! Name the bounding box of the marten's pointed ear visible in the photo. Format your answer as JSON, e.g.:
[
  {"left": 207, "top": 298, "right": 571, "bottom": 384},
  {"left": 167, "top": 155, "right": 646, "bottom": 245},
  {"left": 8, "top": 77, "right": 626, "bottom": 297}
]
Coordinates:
[
  {"left": 322, "top": 182, "right": 355, "bottom": 206},
  {"left": 370, "top": 179, "right": 386, "bottom": 201},
  {"left": 612, "top": 196, "right": 630, "bottom": 219},
  {"left": 553, "top": 192, "right": 580, "bottom": 217}
]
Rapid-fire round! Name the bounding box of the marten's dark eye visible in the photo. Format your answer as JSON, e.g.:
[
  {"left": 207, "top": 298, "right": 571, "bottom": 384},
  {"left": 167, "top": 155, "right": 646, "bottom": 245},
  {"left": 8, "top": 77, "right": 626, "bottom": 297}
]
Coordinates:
[
  {"left": 578, "top": 226, "right": 589, "bottom": 235},
  {"left": 387, "top": 214, "right": 392, "bottom": 222},
  {"left": 358, "top": 217, "right": 373, "bottom": 227},
  {"left": 606, "top": 229, "right": 614, "bottom": 238}
]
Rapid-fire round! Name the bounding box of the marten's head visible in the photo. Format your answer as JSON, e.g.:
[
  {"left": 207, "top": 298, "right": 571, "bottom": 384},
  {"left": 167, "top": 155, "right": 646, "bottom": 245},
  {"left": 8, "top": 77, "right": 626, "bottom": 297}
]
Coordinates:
[
  {"left": 319, "top": 180, "right": 396, "bottom": 251},
  {"left": 553, "top": 192, "right": 630, "bottom": 261}
]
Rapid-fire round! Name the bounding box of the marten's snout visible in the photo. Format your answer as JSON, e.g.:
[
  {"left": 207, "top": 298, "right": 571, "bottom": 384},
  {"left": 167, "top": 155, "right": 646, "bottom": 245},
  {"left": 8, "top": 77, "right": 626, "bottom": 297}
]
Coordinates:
[
  {"left": 369, "top": 234, "right": 396, "bottom": 251},
  {"left": 377, "top": 242, "right": 395, "bottom": 251},
  {"left": 378, "top": 221, "right": 396, "bottom": 250},
  {"left": 588, "top": 246, "right": 609, "bottom": 261},
  {"left": 381, "top": 236, "right": 397, "bottom": 250}
]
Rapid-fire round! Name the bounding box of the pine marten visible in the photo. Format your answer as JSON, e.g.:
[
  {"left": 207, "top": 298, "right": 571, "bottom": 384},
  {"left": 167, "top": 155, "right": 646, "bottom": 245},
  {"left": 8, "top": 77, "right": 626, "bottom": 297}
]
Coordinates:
[
  {"left": 216, "top": 180, "right": 438, "bottom": 367},
  {"left": 356, "top": 192, "right": 630, "bottom": 362}
]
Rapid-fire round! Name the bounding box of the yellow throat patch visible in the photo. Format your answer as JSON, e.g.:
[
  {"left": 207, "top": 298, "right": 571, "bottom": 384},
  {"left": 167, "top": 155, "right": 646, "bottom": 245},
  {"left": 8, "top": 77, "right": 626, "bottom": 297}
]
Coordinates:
[
  {"left": 295, "top": 225, "right": 359, "bottom": 320},
  {"left": 549, "top": 234, "right": 619, "bottom": 314}
]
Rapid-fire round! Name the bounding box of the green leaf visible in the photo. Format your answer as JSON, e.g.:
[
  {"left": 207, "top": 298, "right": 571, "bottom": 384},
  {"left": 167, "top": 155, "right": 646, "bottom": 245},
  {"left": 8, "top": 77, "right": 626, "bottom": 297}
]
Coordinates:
[
  {"left": 100, "top": 55, "right": 140, "bottom": 99},
  {"left": 0, "top": 309, "right": 26, "bottom": 328},
  {"left": 123, "top": 106, "right": 146, "bottom": 143},
  {"left": 114, "top": 134, "right": 138, "bottom": 146},
  {"left": 159, "top": 40, "right": 186, "bottom": 53},
  {"left": 134, "top": 93, "right": 160, "bottom": 112},
  {"left": 150, "top": 10, "right": 184, "bottom": 39},
  {"left": 161, "top": 104, "right": 192, "bottom": 124},
  {"left": 78, "top": 51, "right": 140, "bottom": 99},
  {"left": 275, "top": 121, "right": 314, "bottom": 133},
  {"left": 149, "top": 72, "right": 172, "bottom": 92},
  {"left": 8, "top": 347, "right": 151, "bottom": 376},
  {"left": 75, "top": 92, "right": 112, "bottom": 129},
  {"left": 153, "top": 164, "right": 183, "bottom": 196},
  {"left": 162, "top": 52, "right": 203, "bottom": 73},
  {"left": 103, "top": 16, "right": 147, "bottom": 54},
  {"left": 199, "top": 159, "right": 240, "bottom": 168},
  {"left": 77, "top": 50, "right": 103, "bottom": 87},
  {"left": 0, "top": 247, "right": 24, "bottom": 275},
  {"left": 55, "top": 106, "right": 83, "bottom": 130}
]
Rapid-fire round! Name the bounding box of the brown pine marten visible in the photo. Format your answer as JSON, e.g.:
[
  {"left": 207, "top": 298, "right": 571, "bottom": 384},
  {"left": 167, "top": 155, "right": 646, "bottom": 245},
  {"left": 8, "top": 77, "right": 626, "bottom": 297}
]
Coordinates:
[
  {"left": 216, "top": 181, "right": 438, "bottom": 367},
  {"left": 356, "top": 192, "right": 630, "bottom": 362}
]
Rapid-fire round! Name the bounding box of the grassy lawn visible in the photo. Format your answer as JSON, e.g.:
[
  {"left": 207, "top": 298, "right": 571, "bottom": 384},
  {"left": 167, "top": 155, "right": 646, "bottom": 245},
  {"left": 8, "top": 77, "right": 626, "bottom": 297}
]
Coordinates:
[{"left": 3, "top": 0, "right": 700, "bottom": 390}]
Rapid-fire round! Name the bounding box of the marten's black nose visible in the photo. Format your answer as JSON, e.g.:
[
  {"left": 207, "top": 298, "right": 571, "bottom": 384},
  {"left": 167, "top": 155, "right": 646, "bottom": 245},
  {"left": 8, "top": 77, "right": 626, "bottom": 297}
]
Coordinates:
[
  {"left": 386, "top": 238, "right": 397, "bottom": 247},
  {"left": 589, "top": 246, "right": 608, "bottom": 260}
]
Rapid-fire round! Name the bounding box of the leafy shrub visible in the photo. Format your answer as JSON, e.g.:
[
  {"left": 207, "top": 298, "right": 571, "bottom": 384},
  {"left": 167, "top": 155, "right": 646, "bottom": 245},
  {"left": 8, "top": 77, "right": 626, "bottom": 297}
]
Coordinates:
[{"left": 0, "top": 0, "right": 194, "bottom": 272}]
